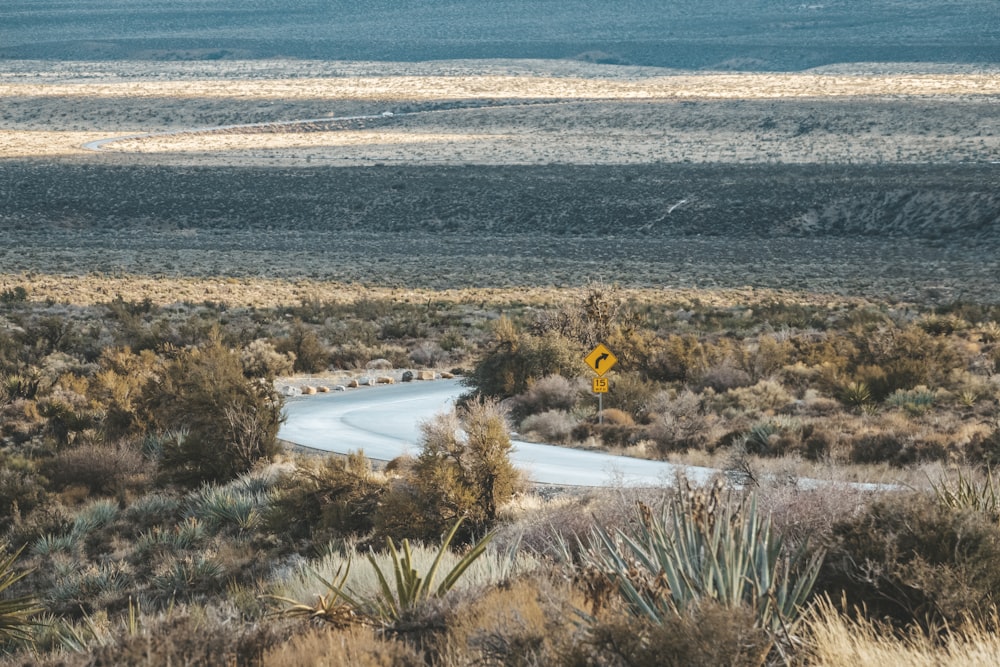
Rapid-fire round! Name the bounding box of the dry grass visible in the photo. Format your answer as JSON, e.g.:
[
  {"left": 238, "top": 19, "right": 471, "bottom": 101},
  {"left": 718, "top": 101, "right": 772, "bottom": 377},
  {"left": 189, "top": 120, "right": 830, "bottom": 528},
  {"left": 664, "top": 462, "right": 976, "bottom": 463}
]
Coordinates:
[
  {"left": 0, "top": 271, "right": 870, "bottom": 310},
  {"left": 805, "top": 599, "right": 1000, "bottom": 666}
]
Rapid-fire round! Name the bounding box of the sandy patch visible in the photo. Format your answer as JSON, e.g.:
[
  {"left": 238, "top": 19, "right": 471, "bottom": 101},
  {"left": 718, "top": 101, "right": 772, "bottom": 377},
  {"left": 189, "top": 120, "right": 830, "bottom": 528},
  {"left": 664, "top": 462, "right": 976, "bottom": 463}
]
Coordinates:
[
  {"left": 0, "top": 130, "right": 108, "bottom": 157},
  {"left": 3, "top": 74, "right": 999, "bottom": 102}
]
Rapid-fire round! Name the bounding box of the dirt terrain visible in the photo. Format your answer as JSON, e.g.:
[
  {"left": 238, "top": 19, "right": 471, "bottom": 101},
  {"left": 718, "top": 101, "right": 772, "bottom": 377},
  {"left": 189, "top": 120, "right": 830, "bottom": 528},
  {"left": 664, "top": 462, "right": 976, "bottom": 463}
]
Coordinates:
[{"left": 1, "top": 58, "right": 997, "bottom": 304}]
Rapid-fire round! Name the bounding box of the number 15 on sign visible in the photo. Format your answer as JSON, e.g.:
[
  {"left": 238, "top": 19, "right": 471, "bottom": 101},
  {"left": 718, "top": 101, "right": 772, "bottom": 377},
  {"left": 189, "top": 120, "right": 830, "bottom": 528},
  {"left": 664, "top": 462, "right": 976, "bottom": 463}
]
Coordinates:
[{"left": 592, "top": 377, "right": 609, "bottom": 393}]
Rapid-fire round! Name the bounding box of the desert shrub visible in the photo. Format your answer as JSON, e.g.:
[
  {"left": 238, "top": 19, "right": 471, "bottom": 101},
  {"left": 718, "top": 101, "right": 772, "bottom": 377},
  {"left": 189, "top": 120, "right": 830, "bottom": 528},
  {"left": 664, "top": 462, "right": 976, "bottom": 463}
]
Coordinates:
[
  {"left": 328, "top": 340, "right": 379, "bottom": 369},
  {"left": 511, "top": 374, "right": 581, "bottom": 419},
  {"left": 603, "top": 373, "right": 657, "bottom": 421},
  {"left": 741, "top": 334, "right": 795, "bottom": 382},
  {"left": 0, "top": 286, "right": 28, "bottom": 304},
  {"left": 520, "top": 410, "right": 577, "bottom": 444},
  {"left": 647, "top": 334, "right": 707, "bottom": 383},
  {"left": 145, "top": 336, "right": 283, "bottom": 487},
  {"left": 82, "top": 606, "right": 290, "bottom": 667},
  {"left": 265, "top": 626, "right": 423, "bottom": 667},
  {"left": 715, "top": 379, "right": 794, "bottom": 414},
  {"left": 696, "top": 359, "right": 752, "bottom": 393},
  {"left": 379, "top": 399, "right": 523, "bottom": 542},
  {"left": 817, "top": 491, "right": 1000, "bottom": 633},
  {"left": 646, "top": 389, "right": 716, "bottom": 454},
  {"left": 467, "top": 317, "right": 580, "bottom": 398},
  {"left": 267, "top": 452, "right": 386, "bottom": 547},
  {"left": 88, "top": 347, "right": 161, "bottom": 441},
  {"left": 408, "top": 341, "right": 449, "bottom": 367},
  {"left": 848, "top": 326, "right": 966, "bottom": 401},
  {"left": 967, "top": 426, "right": 1000, "bottom": 467},
  {"left": 240, "top": 339, "right": 294, "bottom": 380},
  {"left": 567, "top": 601, "right": 771, "bottom": 667},
  {"left": 440, "top": 576, "right": 582, "bottom": 667},
  {"left": 0, "top": 458, "right": 48, "bottom": 532},
  {"left": 801, "top": 425, "right": 840, "bottom": 461},
  {"left": 40, "top": 440, "right": 146, "bottom": 497},
  {"left": 596, "top": 408, "right": 634, "bottom": 427},
  {"left": 849, "top": 432, "right": 909, "bottom": 465},
  {"left": 276, "top": 319, "right": 327, "bottom": 373}
]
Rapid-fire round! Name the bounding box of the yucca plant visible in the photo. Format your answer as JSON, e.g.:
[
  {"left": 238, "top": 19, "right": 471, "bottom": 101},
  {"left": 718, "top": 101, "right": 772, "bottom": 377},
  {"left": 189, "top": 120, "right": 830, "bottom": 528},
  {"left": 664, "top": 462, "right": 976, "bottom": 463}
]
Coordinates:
[
  {"left": 187, "top": 483, "right": 267, "bottom": 534},
  {"left": 929, "top": 468, "right": 1000, "bottom": 521},
  {"left": 0, "top": 545, "right": 44, "bottom": 645},
  {"left": 581, "top": 480, "right": 822, "bottom": 649},
  {"left": 135, "top": 517, "right": 206, "bottom": 558},
  {"left": 272, "top": 518, "right": 495, "bottom": 626},
  {"left": 367, "top": 517, "right": 495, "bottom": 623},
  {"left": 70, "top": 499, "right": 119, "bottom": 537},
  {"left": 839, "top": 380, "right": 872, "bottom": 409},
  {"left": 31, "top": 533, "right": 77, "bottom": 557}
]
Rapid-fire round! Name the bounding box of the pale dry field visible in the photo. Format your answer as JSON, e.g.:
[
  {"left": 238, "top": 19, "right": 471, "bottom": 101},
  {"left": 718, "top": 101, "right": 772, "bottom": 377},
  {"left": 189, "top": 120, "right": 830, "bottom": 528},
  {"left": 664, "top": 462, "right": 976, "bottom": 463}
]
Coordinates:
[
  {"left": 0, "top": 271, "right": 869, "bottom": 311},
  {"left": 2, "top": 61, "right": 999, "bottom": 165},
  {"left": 1, "top": 59, "right": 997, "bottom": 304}
]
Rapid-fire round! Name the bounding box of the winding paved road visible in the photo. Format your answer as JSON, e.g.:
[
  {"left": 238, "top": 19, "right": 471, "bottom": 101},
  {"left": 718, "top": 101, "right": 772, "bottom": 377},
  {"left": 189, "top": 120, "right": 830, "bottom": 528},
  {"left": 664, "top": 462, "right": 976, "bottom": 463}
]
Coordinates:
[
  {"left": 279, "top": 379, "right": 892, "bottom": 489},
  {"left": 279, "top": 379, "right": 717, "bottom": 486}
]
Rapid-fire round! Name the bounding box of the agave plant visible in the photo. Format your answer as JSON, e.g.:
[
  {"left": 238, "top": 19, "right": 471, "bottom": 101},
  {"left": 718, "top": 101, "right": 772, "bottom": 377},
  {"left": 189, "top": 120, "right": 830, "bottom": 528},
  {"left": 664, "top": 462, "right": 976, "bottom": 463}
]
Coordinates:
[
  {"left": 839, "top": 380, "right": 872, "bottom": 409},
  {"left": 272, "top": 518, "right": 495, "bottom": 626},
  {"left": 0, "top": 545, "right": 44, "bottom": 645},
  {"left": 187, "top": 483, "right": 268, "bottom": 534},
  {"left": 929, "top": 468, "right": 1000, "bottom": 521},
  {"left": 580, "top": 480, "right": 822, "bottom": 644},
  {"left": 367, "top": 517, "right": 495, "bottom": 623}
]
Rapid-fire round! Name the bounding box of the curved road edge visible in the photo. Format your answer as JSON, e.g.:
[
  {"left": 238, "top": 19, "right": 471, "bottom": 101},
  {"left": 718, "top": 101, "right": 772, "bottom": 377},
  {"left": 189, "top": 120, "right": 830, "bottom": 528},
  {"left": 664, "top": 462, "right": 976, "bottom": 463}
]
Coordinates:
[{"left": 278, "top": 378, "right": 896, "bottom": 491}]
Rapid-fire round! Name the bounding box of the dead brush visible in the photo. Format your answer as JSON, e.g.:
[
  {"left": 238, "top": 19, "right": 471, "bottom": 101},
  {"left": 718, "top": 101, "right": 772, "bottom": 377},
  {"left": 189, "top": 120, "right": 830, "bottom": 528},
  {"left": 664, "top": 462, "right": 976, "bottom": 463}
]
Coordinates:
[{"left": 266, "top": 562, "right": 363, "bottom": 628}]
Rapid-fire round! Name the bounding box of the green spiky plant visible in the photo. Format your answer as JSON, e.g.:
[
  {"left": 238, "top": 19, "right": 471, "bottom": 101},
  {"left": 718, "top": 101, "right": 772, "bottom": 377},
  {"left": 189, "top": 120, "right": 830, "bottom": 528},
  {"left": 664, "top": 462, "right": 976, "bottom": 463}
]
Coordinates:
[
  {"left": 929, "top": 468, "right": 1000, "bottom": 521},
  {"left": 0, "top": 545, "right": 44, "bottom": 646},
  {"left": 839, "top": 380, "right": 872, "bottom": 409},
  {"left": 272, "top": 517, "right": 494, "bottom": 626},
  {"left": 581, "top": 480, "right": 822, "bottom": 655},
  {"left": 367, "top": 517, "right": 494, "bottom": 623}
]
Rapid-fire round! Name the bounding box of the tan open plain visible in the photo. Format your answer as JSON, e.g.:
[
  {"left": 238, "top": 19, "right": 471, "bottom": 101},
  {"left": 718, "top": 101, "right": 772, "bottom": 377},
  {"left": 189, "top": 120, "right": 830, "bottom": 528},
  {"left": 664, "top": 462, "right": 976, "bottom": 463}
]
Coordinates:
[{"left": 4, "top": 73, "right": 1000, "bottom": 101}]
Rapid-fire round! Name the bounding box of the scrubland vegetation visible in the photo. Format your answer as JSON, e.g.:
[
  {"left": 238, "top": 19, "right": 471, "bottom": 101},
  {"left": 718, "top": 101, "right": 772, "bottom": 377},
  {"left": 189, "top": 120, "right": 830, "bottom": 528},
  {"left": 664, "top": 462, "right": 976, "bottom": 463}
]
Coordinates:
[
  {"left": 1, "top": 5, "right": 998, "bottom": 658},
  {"left": 0, "top": 282, "right": 999, "bottom": 664}
]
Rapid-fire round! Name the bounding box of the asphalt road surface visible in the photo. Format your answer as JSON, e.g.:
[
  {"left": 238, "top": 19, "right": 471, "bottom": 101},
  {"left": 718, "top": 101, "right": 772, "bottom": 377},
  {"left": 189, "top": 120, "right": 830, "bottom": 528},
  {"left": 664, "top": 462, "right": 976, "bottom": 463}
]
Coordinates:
[
  {"left": 279, "top": 378, "right": 896, "bottom": 490},
  {"left": 278, "top": 378, "right": 718, "bottom": 487}
]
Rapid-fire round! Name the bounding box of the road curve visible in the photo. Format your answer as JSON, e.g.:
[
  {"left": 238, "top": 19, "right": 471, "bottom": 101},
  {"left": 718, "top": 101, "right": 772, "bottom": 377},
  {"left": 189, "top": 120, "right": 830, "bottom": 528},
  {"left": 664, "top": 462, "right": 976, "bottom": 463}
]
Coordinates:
[
  {"left": 278, "top": 379, "right": 895, "bottom": 490},
  {"left": 278, "top": 379, "right": 718, "bottom": 486}
]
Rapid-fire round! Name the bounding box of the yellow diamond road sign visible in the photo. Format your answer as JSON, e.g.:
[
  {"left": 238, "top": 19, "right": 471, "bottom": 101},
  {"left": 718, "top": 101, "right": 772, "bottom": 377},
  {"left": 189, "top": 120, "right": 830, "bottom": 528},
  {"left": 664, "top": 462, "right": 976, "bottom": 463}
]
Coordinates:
[{"left": 585, "top": 343, "right": 618, "bottom": 376}]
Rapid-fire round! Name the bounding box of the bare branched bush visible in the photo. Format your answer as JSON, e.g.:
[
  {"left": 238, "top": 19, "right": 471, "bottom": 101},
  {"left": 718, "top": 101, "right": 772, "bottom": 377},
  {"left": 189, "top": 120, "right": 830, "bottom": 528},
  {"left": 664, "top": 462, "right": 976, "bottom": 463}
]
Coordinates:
[{"left": 520, "top": 410, "right": 578, "bottom": 444}]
